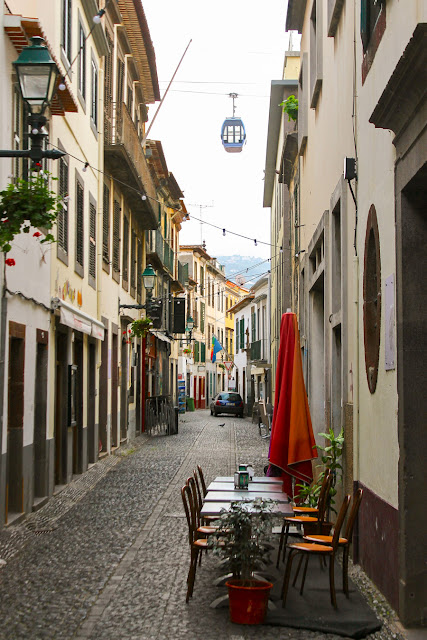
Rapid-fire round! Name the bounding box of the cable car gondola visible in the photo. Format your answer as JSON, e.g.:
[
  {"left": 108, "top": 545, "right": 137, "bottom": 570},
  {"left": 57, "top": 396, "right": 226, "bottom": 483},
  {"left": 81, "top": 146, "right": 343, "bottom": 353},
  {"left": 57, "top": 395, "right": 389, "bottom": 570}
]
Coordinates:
[{"left": 221, "top": 93, "right": 246, "bottom": 153}]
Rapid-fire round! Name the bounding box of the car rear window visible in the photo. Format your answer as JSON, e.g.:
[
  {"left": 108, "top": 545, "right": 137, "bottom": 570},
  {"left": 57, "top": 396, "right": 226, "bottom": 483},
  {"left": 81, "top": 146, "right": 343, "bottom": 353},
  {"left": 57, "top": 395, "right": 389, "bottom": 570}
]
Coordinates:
[{"left": 219, "top": 393, "right": 242, "bottom": 401}]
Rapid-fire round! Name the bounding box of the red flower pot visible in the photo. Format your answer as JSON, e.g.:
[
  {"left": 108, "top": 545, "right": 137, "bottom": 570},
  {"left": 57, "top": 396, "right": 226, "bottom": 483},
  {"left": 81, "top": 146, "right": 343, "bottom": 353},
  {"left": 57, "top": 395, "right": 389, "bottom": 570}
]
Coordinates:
[{"left": 226, "top": 579, "right": 273, "bottom": 625}]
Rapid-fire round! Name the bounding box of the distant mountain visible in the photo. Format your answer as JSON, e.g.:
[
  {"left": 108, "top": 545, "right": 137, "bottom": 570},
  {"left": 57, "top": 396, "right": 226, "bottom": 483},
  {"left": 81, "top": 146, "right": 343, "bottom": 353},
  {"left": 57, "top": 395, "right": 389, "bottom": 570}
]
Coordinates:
[{"left": 216, "top": 255, "right": 268, "bottom": 286}]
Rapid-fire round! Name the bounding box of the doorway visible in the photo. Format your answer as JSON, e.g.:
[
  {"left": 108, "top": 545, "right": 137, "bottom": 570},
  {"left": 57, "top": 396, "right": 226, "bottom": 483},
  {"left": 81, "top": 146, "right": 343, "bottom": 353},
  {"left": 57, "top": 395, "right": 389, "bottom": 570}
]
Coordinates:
[
  {"left": 6, "top": 322, "right": 25, "bottom": 521},
  {"left": 87, "top": 341, "right": 96, "bottom": 463},
  {"left": 33, "top": 336, "right": 48, "bottom": 502},
  {"left": 111, "top": 330, "right": 118, "bottom": 447}
]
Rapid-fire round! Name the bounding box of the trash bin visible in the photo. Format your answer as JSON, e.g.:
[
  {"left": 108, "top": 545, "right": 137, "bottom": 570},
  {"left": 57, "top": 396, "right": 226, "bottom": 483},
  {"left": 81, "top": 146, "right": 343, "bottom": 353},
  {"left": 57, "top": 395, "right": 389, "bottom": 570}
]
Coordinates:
[{"left": 186, "top": 397, "right": 195, "bottom": 412}]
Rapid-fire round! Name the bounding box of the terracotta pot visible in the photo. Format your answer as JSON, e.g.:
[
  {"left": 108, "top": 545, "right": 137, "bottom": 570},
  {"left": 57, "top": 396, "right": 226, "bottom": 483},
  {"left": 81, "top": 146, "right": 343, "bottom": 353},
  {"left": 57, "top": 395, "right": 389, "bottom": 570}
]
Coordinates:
[
  {"left": 303, "top": 521, "right": 333, "bottom": 536},
  {"left": 226, "top": 578, "right": 273, "bottom": 625}
]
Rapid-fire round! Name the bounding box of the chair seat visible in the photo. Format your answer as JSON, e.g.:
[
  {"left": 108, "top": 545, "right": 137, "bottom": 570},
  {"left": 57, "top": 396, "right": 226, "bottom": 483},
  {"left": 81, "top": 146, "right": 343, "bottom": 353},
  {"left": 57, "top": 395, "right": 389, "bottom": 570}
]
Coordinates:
[
  {"left": 304, "top": 534, "right": 348, "bottom": 545},
  {"left": 289, "top": 541, "right": 334, "bottom": 553},
  {"left": 284, "top": 515, "right": 319, "bottom": 524},
  {"left": 194, "top": 538, "right": 209, "bottom": 549},
  {"left": 197, "top": 526, "right": 217, "bottom": 535},
  {"left": 293, "top": 506, "right": 319, "bottom": 514}
]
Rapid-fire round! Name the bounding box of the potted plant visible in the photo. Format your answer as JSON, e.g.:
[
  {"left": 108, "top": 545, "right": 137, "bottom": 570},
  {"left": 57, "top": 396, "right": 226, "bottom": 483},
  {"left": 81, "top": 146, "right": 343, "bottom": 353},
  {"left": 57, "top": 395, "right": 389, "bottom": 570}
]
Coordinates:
[
  {"left": 210, "top": 498, "right": 276, "bottom": 625},
  {"left": 129, "top": 317, "right": 153, "bottom": 340},
  {"left": 0, "top": 171, "right": 63, "bottom": 255},
  {"left": 297, "top": 427, "right": 345, "bottom": 535}
]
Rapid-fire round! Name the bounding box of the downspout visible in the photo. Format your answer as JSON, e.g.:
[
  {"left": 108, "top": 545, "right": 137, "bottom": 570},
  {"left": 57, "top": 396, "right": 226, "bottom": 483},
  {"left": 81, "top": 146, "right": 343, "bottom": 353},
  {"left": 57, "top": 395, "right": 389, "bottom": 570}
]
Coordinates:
[
  {"left": 0, "top": 258, "right": 7, "bottom": 521},
  {"left": 97, "top": 63, "right": 105, "bottom": 448}
]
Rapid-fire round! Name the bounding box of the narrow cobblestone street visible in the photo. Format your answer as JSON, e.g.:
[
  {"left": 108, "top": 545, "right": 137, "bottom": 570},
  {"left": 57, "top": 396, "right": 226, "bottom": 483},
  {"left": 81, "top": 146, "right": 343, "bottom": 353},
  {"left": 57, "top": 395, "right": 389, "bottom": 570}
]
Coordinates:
[{"left": 0, "top": 412, "right": 406, "bottom": 640}]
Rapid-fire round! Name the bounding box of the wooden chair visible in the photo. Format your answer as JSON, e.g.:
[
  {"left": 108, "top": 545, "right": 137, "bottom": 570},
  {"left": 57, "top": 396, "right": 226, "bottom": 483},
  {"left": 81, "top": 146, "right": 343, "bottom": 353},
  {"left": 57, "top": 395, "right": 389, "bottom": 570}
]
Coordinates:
[
  {"left": 276, "top": 470, "right": 332, "bottom": 568},
  {"left": 303, "top": 488, "right": 363, "bottom": 597},
  {"left": 292, "top": 468, "right": 332, "bottom": 515},
  {"left": 195, "top": 465, "right": 217, "bottom": 525},
  {"left": 181, "top": 483, "right": 209, "bottom": 602},
  {"left": 281, "top": 494, "right": 351, "bottom": 609},
  {"left": 187, "top": 475, "right": 217, "bottom": 537}
]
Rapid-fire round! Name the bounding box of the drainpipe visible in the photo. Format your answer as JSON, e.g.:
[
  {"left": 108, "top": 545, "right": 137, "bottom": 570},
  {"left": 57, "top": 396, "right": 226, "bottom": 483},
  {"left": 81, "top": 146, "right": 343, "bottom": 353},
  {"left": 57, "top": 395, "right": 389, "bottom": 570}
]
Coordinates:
[
  {"left": 0, "top": 259, "right": 7, "bottom": 522},
  {"left": 353, "top": 256, "right": 360, "bottom": 484}
]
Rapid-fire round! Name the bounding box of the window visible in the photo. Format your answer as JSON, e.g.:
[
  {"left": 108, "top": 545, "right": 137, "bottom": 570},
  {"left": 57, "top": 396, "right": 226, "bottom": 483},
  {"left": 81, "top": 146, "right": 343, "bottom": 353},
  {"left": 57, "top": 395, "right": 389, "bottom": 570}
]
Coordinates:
[
  {"left": 194, "top": 341, "right": 199, "bottom": 363},
  {"left": 201, "top": 342, "right": 206, "bottom": 363},
  {"left": 130, "top": 230, "right": 136, "bottom": 294},
  {"left": 310, "top": 0, "right": 323, "bottom": 109},
  {"left": 112, "top": 200, "right": 120, "bottom": 279},
  {"left": 200, "top": 266, "right": 204, "bottom": 295},
  {"left": 327, "top": 0, "right": 345, "bottom": 37},
  {"left": 236, "top": 319, "right": 239, "bottom": 351},
  {"left": 298, "top": 53, "right": 308, "bottom": 155},
  {"left": 251, "top": 309, "right": 256, "bottom": 342},
  {"left": 90, "top": 57, "right": 98, "bottom": 128},
  {"left": 240, "top": 318, "right": 245, "bottom": 352},
  {"left": 361, "top": 0, "right": 384, "bottom": 53},
  {"left": 127, "top": 85, "right": 133, "bottom": 115},
  {"left": 200, "top": 302, "right": 205, "bottom": 333},
  {"left": 62, "top": 0, "right": 72, "bottom": 63},
  {"left": 88, "top": 198, "right": 96, "bottom": 287},
  {"left": 58, "top": 155, "right": 69, "bottom": 259},
  {"left": 78, "top": 22, "right": 86, "bottom": 100},
  {"left": 75, "top": 178, "right": 84, "bottom": 275},
  {"left": 122, "top": 215, "right": 129, "bottom": 287},
  {"left": 102, "top": 183, "right": 110, "bottom": 266}
]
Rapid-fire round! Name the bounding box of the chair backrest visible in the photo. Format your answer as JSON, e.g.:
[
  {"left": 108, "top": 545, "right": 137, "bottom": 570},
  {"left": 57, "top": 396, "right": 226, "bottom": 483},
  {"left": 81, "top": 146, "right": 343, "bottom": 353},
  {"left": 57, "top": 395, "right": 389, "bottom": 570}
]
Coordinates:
[
  {"left": 196, "top": 465, "right": 207, "bottom": 497},
  {"left": 344, "top": 488, "right": 363, "bottom": 543},
  {"left": 317, "top": 470, "right": 333, "bottom": 523},
  {"left": 187, "top": 476, "right": 201, "bottom": 528},
  {"left": 181, "top": 484, "right": 197, "bottom": 545},
  {"left": 331, "top": 495, "right": 351, "bottom": 549},
  {"left": 193, "top": 469, "right": 204, "bottom": 510}
]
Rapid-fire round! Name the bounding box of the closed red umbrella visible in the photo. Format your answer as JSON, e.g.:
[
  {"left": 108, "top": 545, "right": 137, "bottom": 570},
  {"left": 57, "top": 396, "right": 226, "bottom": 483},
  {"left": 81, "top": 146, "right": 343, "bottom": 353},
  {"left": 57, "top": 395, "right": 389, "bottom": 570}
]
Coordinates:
[{"left": 268, "top": 312, "right": 317, "bottom": 497}]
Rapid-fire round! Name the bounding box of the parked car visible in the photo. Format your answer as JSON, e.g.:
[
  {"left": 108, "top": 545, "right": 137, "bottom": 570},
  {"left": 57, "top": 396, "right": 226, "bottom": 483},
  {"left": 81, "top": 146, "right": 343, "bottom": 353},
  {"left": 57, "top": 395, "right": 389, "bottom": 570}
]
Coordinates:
[{"left": 210, "top": 392, "right": 244, "bottom": 417}]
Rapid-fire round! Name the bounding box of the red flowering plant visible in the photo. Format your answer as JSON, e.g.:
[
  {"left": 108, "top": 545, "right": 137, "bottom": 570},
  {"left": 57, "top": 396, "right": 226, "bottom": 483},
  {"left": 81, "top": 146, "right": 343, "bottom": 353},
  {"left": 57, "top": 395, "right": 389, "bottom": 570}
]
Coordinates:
[{"left": 0, "top": 171, "right": 64, "bottom": 254}]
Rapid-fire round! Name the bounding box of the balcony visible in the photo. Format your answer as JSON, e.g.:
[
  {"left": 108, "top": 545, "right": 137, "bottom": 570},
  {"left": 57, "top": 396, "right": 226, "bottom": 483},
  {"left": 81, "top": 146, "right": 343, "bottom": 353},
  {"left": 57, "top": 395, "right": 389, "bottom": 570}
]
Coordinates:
[
  {"left": 104, "top": 101, "right": 158, "bottom": 230},
  {"left": 146, "top": 230, "right": 175, "bottom": 276},
  {"left": 250, "top": 339, "right": 269, "bottom": 362},
  {"left": 178, "top": 261, "right": 188, "bottom": 287}
]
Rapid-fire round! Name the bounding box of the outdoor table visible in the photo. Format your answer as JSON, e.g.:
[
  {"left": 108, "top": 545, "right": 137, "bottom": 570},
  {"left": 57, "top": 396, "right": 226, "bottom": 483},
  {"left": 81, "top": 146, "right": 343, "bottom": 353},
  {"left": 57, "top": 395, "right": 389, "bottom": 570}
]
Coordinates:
[
  {"left": 207, "top": 481, "right": 283, "bottom": 493},
  {"left": 214, "top": 476, "right": 282, "bottom": 485},
  {"left": 201, "top": 500, "right": 293, "bottom": 518},
  {"left": 204, "top": 490, "right": 289, "bottom": 503}
]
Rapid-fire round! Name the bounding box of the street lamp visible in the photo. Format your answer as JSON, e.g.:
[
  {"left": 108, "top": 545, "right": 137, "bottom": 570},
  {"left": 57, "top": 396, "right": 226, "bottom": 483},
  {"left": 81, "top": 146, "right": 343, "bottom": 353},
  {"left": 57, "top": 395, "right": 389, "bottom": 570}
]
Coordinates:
[
  {"left": 13, "top": 37, "right": 59, "bottom": 117},
  {"left": 142, "top": 264, "right": 156, "bottom": 296},
  {"left": 0, "top": 36, "right": 64, "bottom": 166},
  {"left": 185, "top": 315, "right": 194, "bottom": 343}
]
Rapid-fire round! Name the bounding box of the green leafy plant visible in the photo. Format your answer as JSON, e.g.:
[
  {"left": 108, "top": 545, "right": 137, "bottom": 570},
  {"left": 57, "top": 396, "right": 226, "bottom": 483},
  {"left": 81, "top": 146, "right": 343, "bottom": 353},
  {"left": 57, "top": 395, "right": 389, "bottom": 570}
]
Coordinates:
[
  {"left": 0, "top": 172, "right": 63, "bottom": 253},
  {"left": 280, "top": 94, "right": 299, "bottom": 122},
  {"left": 218, "top": 363, "right": 225, "bottom": 370},
  {"left": 294, "top": 480, "right": 321, "bottom": 508},
  {"left": 129, "top": 317, "right": 153, "bottom": 339},
  {"left": 209, "top": 498, "right": 277, "bottom": 584},
  {"left": 314, "top": 427, "right": 344, "bottom": 514}
]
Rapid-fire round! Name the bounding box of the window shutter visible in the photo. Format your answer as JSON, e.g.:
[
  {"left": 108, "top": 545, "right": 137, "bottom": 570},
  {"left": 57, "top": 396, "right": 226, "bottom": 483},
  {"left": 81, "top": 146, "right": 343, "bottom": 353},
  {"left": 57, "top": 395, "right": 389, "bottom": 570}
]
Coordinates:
[
  {"left": 137, "top": 239, "right": 142, "bottom": 298},
  {"left": 201, "top": 342, "right": 206, "bottom": 363},
  {"left": 130, "top": 230, "right": 136, "bottom": 290},
  {"left": 58, "top": 157, "right": 68, "bottom": 252},
  {"left": 122, "top": 216, "right": 129, "bottom": 283},
  {"left": 200, "top": 302, "right": 205, "bottom": 333},
  {"left": 360, "top": 0, "right": 369, "bottom": 52},
  {"left": 113, "top": 200, "right": 120, "bottom": 273},
  {"left": 76, "top": 181, "right": 84, "bottom": 268},
  {"left": 240, "top": 318, "right": 245, "bottom": 351},
  {"left": 194, "top": 341, "right": 199, "bottom": 363},
  {"left": 102, "top": 184, "right": 109, "bottom": 263},
  {"left": 236, "top": 320, "right": 239, "bottom": 351},
  {"left": 89, "top": 201, "right": 96, "bottom": 281}
]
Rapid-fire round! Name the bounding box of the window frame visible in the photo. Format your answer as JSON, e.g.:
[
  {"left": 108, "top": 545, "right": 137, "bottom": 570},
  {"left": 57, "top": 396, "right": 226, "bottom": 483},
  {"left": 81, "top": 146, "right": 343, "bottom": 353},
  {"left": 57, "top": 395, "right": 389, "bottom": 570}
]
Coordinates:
[
  {"left": 75, "top": 172, "right": 84, "bottom": 277},
  {"left": 90, "top": 53, "right": 98, "bottom": 136},
  {"left": 77, "top": 18, "right": 86, "bottom": 105},
  {"left": 57, "top": 150, "right": 69, "bottom": 264}
]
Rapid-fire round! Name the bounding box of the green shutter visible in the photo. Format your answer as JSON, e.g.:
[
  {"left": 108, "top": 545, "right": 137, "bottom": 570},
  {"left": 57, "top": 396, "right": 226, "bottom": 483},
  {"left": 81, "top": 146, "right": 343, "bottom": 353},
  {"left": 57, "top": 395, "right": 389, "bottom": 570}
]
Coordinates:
[
  {"left": 200, "top": 302, "right": 205, "bottom": 333},
  {"left": 201, "top": 342, "right": 206, "bottom": 363},
  {"left": 236, "top": 320, "right": 239, "bottom": 351},
  {"left": 194, "top": 341, "right": 199, "bottom": 363},
  {"left": 240, "top": 318, "right": 245, "bottom": 351}
]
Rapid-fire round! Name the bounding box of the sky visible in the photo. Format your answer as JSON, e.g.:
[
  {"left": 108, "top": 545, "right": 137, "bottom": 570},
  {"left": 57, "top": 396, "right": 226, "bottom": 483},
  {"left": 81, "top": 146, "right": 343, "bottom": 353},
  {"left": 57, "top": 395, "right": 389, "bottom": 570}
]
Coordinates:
[{"left": 143, "top": 0, "right": 291, "bottom": 262}]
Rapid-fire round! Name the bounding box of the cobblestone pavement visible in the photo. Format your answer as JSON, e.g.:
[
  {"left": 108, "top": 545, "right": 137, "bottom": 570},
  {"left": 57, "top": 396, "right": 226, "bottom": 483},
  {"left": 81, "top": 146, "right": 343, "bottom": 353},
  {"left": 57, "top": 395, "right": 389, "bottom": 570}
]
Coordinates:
[{"left": 0, "top": 411, "right": 407, "bottom": 640}]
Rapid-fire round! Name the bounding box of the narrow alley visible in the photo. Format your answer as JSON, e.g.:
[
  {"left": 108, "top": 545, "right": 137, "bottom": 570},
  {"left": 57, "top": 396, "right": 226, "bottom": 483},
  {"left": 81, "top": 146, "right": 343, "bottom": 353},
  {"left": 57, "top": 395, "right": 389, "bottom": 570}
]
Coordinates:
[{"left": 0, "top": 411, "right": 405, "bottom": 640}]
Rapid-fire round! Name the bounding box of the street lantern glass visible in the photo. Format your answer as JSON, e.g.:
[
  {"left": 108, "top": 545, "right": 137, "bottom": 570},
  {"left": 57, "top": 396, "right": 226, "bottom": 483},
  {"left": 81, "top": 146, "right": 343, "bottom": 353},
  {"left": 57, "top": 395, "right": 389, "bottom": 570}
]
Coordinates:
[
  {"left": 186, "top": 316, "right": 194, "bottom": 331},
  {"left": 13, "top": 37, "right": 59, "bottom": 114},
  {"left": 142, "top": 264, "right": 156, "bottom": 292}
]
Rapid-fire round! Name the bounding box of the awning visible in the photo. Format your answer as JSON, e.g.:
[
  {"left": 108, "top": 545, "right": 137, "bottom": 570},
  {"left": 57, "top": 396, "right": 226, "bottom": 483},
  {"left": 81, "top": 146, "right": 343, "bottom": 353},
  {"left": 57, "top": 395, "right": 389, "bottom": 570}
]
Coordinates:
[
  {"left": 52, "top": 298, "right": 105, "bottom": 340},
  {"left": 150, "top": 330, "right": 171, "bottom": 344}
]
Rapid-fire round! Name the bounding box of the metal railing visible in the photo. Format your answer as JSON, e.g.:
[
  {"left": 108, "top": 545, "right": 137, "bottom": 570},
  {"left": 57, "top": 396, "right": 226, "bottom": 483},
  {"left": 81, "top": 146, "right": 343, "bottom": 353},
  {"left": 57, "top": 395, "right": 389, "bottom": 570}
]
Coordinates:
[
  {"left": 145, "top": 396, "right": 178, "bottom": 436},
  {"left": 104, "top": 101, "right": 156, "bottom": 203},
  {"left": 250, "top": 339, "right": 268, "bottom": 361}
]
